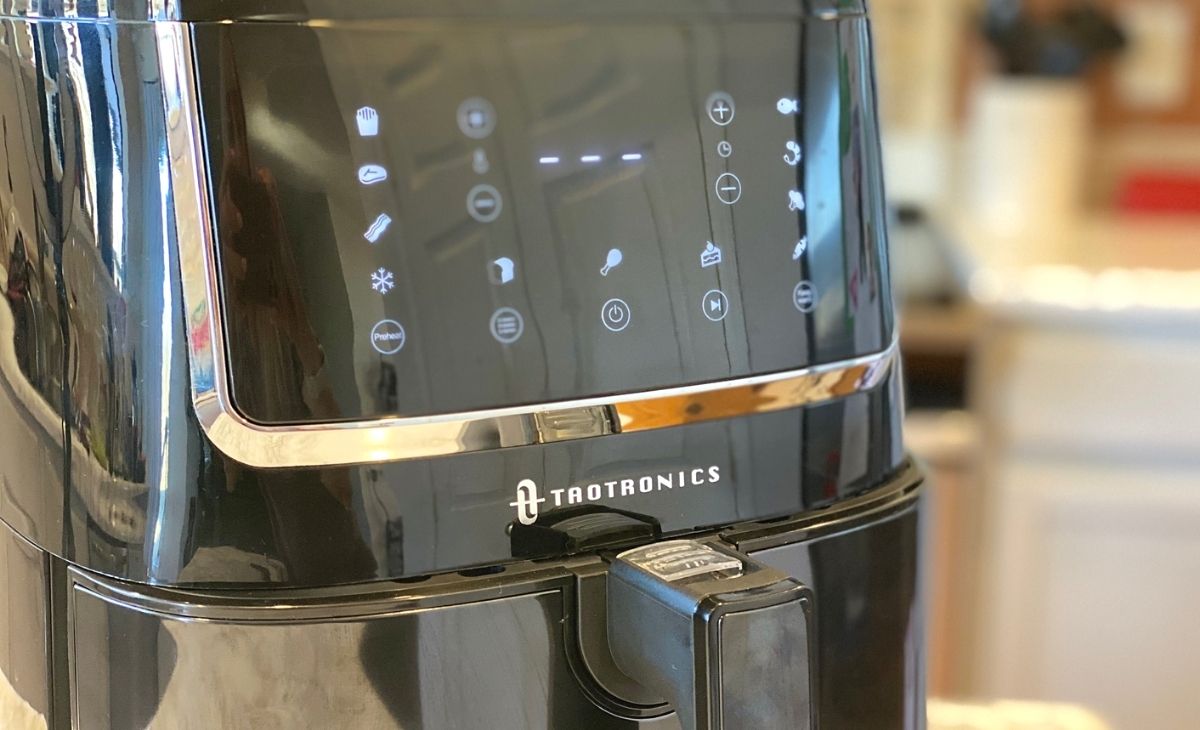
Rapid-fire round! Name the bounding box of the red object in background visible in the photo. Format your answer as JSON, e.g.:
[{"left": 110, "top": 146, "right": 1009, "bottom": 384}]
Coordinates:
[{"left": 1117, "top": 172, "right": 1200, "bottom": 214}]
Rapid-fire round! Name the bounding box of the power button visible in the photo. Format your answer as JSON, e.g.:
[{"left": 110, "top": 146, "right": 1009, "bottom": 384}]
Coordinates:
[{"left": 601, "top": 298, "right": 632, "bottom": 333}]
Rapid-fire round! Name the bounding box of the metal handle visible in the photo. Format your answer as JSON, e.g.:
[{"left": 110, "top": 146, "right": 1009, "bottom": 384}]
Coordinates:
[{"left": 607, "top": 540, "right": 816, "bottom": 730}]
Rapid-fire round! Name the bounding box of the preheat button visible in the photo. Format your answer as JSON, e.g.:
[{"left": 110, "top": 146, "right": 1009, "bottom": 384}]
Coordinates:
[
  {"left": 601, "top": 298, "right": 632, "bottom": 332},
  {"left": 793, "top": 281, "right": 818, "bottom": 313},
  {"left": 370, "top": 319, "right": 406, "bottom": 355}
]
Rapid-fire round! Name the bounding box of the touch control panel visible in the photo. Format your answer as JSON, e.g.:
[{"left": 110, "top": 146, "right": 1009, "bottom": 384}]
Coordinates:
[{"left": 194, "top": 18, "right": 890, "bottom": 423}]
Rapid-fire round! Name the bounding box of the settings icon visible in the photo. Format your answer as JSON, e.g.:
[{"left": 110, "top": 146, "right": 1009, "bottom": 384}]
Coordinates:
[{"left": 370, "top": 267, "right": 395, "bottom": 294}]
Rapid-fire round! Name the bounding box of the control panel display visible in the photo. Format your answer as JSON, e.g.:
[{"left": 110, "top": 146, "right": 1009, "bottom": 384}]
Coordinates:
[{"left": 194, "top": 19, "right": 890, "bottom": 423}]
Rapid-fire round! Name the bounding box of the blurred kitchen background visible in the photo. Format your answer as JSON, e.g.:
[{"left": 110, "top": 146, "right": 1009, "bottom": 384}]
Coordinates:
[{"left": 873, "top": 1, "right": 1200, "bottom": 728}]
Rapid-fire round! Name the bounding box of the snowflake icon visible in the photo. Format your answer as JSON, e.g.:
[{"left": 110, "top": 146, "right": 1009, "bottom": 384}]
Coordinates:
[{"left": 370, "top": 267, "right": 395, "bottom": 294}]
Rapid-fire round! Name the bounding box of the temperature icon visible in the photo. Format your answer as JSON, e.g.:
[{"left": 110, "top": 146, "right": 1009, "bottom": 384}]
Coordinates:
[{"left": 472, "top": 148, "right": 490, "bottom": 175}]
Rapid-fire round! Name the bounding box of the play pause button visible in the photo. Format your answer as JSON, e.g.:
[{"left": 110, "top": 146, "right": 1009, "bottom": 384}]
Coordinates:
[{"left": 702, "top": 289, "right": 730, "bottom": 322}]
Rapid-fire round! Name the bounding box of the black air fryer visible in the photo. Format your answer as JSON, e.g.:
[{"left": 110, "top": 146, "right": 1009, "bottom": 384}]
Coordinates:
[{"left": 0, "top": 1, "right": 923, "bottom": 727}]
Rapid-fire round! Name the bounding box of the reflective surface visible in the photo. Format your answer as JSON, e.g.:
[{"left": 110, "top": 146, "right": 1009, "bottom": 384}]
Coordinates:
[
  {"left": 194, "top": 20, "right": 891, "bottom": 423},
  {"left": 752, "top": 495, "right": 925, "bottom": 730},
  {"left": 0, "top": 518, "right": 49, "bottom": 729},
  {"left": 161, "top": 13, "right": 897, "bottom": 469},
  {"left": 0, "top": 8, "right": 920, "bottom": 728},
  {"left": 62, "top": 475, "right": 921, "bottom": 730},
  {"left": 0, "top": 17, "right": 191, "bottom": 571},
  {"left": 0, "top": 0, "right": 866, "bottom": 23},
  {"left": 0, "top": 13, "right": 904, "bottom": 585}
]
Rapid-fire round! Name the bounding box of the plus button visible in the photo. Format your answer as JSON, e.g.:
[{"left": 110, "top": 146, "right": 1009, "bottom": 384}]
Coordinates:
[{"left": 706, "top": 92, "right": 736, "bottom": 127}]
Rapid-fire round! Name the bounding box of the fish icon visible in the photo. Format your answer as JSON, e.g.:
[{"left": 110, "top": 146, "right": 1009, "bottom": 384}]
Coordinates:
[{"left": 777, "top": 97, "right": 800, "bottom": 115}]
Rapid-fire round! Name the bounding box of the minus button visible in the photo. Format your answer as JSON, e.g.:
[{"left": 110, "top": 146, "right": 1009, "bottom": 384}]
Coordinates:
[{"left": 467, "top": 183, "right": 503, "bottom": 223}]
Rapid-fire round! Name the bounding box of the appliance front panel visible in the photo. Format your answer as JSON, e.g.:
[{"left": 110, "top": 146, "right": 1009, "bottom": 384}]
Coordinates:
[
  {"left": 193, "top": 16, "right": 891, "bottom": 425},
  {"left": 63, "top": 479, "right": 922, "bottom": 730},
  {"left": 0, "top": 9, "right": 903, "bottom": 587}
]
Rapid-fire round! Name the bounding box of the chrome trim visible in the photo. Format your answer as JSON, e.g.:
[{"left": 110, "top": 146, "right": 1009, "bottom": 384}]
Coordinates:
[
  {"left": 0, "top": 1, "right": 162, "bottom": 21},
  {"left": 156, "top": 24, "right": 898, "bottom": 470},
  {"left": 0, "top": 1, "right": 854, "bottom": 23}
]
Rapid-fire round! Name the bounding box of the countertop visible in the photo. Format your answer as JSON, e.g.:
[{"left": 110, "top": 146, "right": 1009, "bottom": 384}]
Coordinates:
[{"left": 947, "top": 214, "right": 1200, "bottom": 328}]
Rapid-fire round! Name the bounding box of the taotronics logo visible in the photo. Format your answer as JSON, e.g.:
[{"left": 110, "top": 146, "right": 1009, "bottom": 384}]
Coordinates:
[{"left": 509, "top": 466, "right": 722, "bottom": 526}]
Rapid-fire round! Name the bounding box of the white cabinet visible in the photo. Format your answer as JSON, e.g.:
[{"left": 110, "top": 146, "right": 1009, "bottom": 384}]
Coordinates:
[{"left": 969, "top": 320, "right": 1200, "bottom": 730}]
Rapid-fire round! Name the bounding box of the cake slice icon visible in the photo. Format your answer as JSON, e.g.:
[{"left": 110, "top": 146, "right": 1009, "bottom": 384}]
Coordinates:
[{"left": 700, "top": 241, "right": 723, "bottom": 268}]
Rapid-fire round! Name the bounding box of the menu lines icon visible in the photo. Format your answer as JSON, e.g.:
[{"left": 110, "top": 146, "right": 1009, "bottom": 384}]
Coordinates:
[{"left": 490, "top": 307, "right": 525, "bottom": 344}]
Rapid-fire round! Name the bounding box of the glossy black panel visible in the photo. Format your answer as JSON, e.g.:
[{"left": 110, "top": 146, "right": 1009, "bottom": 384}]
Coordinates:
[
  {"left": 0, "top": 14, "right": 901, "bottom": 590},
  {"left": 191, "top": 375, "right": 904, "bottom": 584},
  {"left": 0, "top": 518, "right": 50, "bottom": 726},
  {"left": 0, "top": 18, "right": 198, "bottom": 574},
  {"left": 195, "top": 16, "right": 891, "bottom": 423},
  {"left": 65, "top": 480, "right": 920, "bottom": 730},
  {"left": 1, "top": 7, "right": 917, "bottom": 729},
  {"left": 754, "top": 502, "right": 924, "bottom": 730},
  {"left": 70, "top": 582, "right": 630, "bottom": 729}
]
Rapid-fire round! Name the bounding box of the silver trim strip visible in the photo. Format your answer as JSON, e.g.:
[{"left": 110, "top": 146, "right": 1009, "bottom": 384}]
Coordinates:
[
  {"left": 1, "top": 1, "right": 853, "bottom": 23},
  {"left": 156, "top": 24, "right": 897, "bottom": 470}
]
